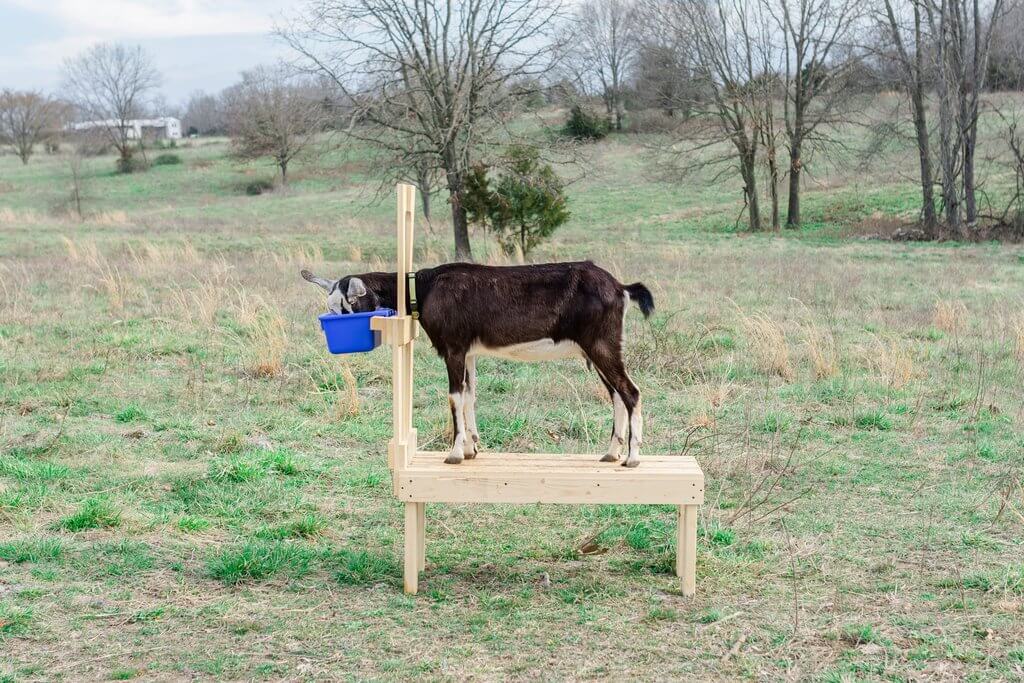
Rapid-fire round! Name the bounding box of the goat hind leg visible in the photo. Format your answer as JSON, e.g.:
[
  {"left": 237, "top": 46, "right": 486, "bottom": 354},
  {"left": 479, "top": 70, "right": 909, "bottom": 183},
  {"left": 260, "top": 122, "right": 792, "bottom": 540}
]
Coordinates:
[
  {"left": 444, "top": 354, "right": 468, "bottom": 465},
  {"left": 622, "top": 378, "right": 642, "bottom": 468},
  {"left": 592, "top": 362, "right": 628, "bottom": 464},
  {"left": 462, "top": 356, "right": 479, "bottom": 458},
  {"left": 594, "top": 354, "right": 641, "bottom": 468},
  {"left": 596, "top": 374, "right": 626, "bottom": 463}
]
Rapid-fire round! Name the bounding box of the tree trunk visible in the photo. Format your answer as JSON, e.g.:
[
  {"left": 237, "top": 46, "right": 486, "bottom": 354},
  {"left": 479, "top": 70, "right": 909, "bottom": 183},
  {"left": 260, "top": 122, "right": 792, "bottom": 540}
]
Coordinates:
[
  {"left": 964, "top": 132, "right": 977, "bottom": 228},
  {"left": 740, "top": 150, "right": 762, "bottom": 232},
  {"left": 786, "top": 145, "right": 801, "bottom": 228},
  {"left": 421, "top": 189, "right": 431, "bottom": 221},
  {"left": 118, "top": 146, "right": 132, "bottom": 173},
  {"left": 417, "top": 169, "right": 432, "bottom": 220},
  {"left": 910, "top": 89, "right": 938, "bottom": 236},
  {"left": 769, "top": 150, "right": 780, "bottom": 232},
  {"left": 446, "top": 177, "right": 472, "bottom": 261},
  {"left": 451, "top": 198, "right": 472, "bottom": 260},
  {"left": 443, "top": 153, "right": 473, "bottom": 260},
  {"left": 280, "top": 161, "right": 288, "bottom": 185}
]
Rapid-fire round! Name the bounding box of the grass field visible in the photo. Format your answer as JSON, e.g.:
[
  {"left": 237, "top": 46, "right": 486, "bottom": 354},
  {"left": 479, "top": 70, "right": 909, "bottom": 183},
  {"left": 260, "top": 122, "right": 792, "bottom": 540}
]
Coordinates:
[{"left": 2, "top": 115, "right": 1024, "bottom": 681}]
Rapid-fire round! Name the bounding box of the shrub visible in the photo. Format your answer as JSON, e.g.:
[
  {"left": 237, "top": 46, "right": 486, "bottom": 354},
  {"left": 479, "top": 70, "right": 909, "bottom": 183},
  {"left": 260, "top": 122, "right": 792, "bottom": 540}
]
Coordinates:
[
  {"left": 115, "top": 156, "right": 149, "bottom": 174},
  {"left": 152, "top": 153, "right": 182, "bottom": 166},
  {"left": 242, "top": 178, "right": 275, "bottom": 196},
  {"left": 626, "top": 109, "right": 680, "bottom": 134},
  {"left": 563, "top": 105, "right": 608, "bottom": 140},
  {"left": 115, "top": 405, "right": 146, "bottom": 423},
  {"left": 463, "top": 144, "right": 570, "bottom": 256}
]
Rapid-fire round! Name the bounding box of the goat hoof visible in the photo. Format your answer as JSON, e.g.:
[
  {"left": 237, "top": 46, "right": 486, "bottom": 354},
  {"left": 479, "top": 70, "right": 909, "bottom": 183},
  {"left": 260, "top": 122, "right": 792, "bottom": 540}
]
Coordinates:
[
  {"left": 599, "top": 453, "right": 620, "bottom": 463},
  {"left": 463, "top": 446, "right": 478, "bottom": 459},
  {"left": 444, "top": 452, "right": 464, "bottom": 465},
  {"left": 621, "top": 458, "right": 640, "bottom": 468}
]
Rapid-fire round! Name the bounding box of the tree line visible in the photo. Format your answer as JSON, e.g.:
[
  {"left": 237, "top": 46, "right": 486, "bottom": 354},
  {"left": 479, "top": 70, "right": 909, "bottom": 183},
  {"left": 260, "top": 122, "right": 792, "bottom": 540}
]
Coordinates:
[{"left": 5, "top": 0, "right": 1024, "bottom": 254}]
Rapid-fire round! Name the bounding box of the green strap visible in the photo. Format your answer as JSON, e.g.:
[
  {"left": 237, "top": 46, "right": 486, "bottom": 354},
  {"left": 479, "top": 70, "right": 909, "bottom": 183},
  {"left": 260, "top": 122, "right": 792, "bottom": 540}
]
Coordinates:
[{"left": 406, "top": 271, "right": 419, "bottom": 319}]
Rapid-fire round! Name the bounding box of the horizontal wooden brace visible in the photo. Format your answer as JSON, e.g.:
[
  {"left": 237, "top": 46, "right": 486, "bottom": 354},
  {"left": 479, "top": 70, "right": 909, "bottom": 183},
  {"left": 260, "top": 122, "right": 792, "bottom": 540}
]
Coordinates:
[{"left": 371, "top": 315, "right": 419, "bottom": 346}]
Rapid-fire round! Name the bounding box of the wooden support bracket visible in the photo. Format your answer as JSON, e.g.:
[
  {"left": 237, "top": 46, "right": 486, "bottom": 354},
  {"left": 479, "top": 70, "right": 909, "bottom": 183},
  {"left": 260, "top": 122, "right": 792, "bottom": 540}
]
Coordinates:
[{"left": 371, "top": 315, "right": 418, "bottom": 347}]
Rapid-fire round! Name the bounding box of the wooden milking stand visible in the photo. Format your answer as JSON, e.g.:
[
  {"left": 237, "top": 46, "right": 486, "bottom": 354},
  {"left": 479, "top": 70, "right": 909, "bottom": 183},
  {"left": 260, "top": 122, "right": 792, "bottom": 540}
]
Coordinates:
[{"left": 371, "top": 184, "right": 705, "bottom": 595}]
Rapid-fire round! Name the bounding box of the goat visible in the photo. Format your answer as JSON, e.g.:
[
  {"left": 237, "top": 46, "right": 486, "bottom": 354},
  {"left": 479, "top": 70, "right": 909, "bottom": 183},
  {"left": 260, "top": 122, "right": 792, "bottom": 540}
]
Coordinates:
[{"left": 302, "top": 262, "right": 654, "bottom": 467}]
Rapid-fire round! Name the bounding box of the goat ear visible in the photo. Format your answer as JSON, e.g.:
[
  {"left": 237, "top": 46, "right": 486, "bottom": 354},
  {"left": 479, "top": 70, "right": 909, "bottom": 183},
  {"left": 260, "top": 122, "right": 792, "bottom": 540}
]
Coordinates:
[
  {"left": 347, "top": 277, "right": 367, "bottom": 299},
  {"left": 301, "top": 269, "right": 332, "bottom": 291}
]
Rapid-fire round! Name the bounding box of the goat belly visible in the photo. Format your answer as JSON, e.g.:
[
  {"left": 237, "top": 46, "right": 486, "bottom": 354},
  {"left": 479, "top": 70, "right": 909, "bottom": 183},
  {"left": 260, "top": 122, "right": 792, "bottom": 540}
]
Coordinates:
[{"left": 469, "top": 339, "right": 584, "bottom": 362}]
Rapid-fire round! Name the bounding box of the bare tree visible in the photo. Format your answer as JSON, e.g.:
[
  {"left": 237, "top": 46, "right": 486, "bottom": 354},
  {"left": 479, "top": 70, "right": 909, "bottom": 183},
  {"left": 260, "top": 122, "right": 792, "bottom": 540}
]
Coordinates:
[
  {"left": 632, "top": 0, "right": 699, "bottom": 117},
  {"left": 988, "top": 0, "right": 1024, "bottom": 89},
  {"left": 224, "top": 66, "right": 331, "bottom": 185},
  {"left": 61, "top": 43, "right": 160, "bottom": 173},
  {"left": 68, "top": 151, "right": 87, "bottom": 221},
  {"left": 0, "top": 90, "right": 64, "bottom": 165},
  {"left": 878, "top": 0, "right": 940, "bottom": 234},
  {"left": 184, "top": 91, "right": 227, "bottom": 136},
  {"left": 923, "top": 0, "right": 1005, "bottom": 235},
  {"left": 280, "top": 0, "right": 566, "bottom": 260},
  {"left": 669, "top": 0, "right": 776, "bottom": 232},
  {"left": 572, "top": 0, "right": 638, "bottom": 130},
  {"left": 769, "top": 0, "right": 863, "bottom": 227}
]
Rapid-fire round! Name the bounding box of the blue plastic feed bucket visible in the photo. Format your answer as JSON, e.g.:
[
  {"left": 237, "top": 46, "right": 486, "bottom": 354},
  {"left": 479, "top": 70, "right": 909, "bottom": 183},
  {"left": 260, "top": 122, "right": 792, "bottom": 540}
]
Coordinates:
[{"left": 318, "top": 308, "right": 396, "bottom": 354}]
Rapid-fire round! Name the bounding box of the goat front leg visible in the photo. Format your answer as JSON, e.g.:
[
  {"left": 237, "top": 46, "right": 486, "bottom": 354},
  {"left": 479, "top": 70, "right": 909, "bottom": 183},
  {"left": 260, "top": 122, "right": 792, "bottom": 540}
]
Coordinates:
[
  {"left": 444, "top": 353, "right": 468, "bottom": 465},
  {"left": 462, "top": 355, "right": 480, "bottom": 458},
  {"left": 626, "top": 394, "right": 643, "bottom": 468}
]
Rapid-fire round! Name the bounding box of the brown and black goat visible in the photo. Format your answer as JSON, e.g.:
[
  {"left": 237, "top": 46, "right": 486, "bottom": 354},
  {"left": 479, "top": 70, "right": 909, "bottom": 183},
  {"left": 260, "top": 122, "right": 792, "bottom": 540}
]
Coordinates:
[{"left": 302, "top": 262, "right": 654, "bottom": 467}]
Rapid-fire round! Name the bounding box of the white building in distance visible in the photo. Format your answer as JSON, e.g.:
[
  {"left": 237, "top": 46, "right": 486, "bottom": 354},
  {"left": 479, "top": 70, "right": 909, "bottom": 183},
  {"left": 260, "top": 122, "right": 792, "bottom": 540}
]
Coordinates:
[{"left": 70, "top": 117, "right": 182, "bottom": 141}]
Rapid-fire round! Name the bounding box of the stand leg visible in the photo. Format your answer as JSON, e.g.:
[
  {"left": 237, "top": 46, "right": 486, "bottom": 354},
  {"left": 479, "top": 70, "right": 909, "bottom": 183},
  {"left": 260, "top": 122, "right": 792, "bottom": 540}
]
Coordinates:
[
  {"left": 416, "top": 502, "right": 425, "bottom": 572},
  {"left": 404, "top": 502, "right": 419, "bottom": 594},
  {"left": 677, "top": 504, "right": 697, "bottom": 597}
]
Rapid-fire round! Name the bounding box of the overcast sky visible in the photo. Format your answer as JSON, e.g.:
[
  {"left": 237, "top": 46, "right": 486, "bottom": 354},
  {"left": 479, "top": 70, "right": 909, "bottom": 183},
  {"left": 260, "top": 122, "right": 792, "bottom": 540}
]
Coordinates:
[{"left": 0, "top": 0, "right": 295, "bottom": 103}]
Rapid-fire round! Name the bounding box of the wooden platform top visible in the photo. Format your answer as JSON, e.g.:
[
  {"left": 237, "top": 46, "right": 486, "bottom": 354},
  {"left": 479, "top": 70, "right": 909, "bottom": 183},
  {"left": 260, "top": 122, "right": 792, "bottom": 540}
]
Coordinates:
[{"left": 396, "top": 451, "right": 705, "bottom": 505}]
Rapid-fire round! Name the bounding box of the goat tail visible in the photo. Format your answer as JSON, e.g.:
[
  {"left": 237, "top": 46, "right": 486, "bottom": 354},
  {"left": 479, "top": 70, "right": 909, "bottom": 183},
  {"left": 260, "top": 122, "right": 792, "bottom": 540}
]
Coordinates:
[{"left": 624, "top": 283, "right": 655, "bottom": 319}]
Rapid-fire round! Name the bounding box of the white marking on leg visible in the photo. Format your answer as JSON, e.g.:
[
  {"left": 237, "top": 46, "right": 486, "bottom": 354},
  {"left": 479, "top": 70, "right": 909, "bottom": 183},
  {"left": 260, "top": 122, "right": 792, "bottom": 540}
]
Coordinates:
[
  {"left": 446, "top": 392, "right": 466, "bottom": 464},
  {"left": 463, "top": 356, "right": 479, "bottom": 456},
  {"left": 624, "top": 396, "right": 643, "bottom": 467}
]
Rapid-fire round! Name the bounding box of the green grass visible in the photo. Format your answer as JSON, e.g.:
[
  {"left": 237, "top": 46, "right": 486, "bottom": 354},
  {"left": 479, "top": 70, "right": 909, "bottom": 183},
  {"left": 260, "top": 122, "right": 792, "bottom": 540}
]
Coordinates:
[
  {"left": 53, "top": 498, "right": 121, "bottom": 532},
  {"left": 206, "top": 542, "right": 315, "bottom": 584},
  {"left": 0, "top": 538, "right": 65, "bottom": 564},
  {"left": 1, "top": 106, "right": 1023, "bottom": 679},
  {"left": 0, "top": 603, "right": 32, "bottom": 640}
]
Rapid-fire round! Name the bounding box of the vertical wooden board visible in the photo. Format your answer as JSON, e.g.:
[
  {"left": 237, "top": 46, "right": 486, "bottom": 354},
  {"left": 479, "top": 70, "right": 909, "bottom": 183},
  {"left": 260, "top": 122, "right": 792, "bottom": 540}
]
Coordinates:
[
  {"left": 404, "top": 501, "right": 419, "bottom": 594},
  {"left": 396, "top": 184, "right": 408, "bottom": 316},
  {"left": 678, "top": 505, "right": 697, "bottom": 597},
  {"left": 416, "top": 502, "right": 425, "bottom": 572}
]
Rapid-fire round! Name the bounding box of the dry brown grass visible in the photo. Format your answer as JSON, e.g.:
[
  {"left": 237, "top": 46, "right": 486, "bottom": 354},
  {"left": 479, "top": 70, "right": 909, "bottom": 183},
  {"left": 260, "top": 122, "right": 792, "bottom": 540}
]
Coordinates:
[
  {"left": 247, "top": 310, "right": 288, "bottom": 378},
  {"left": 304, "top": 358, "right": 361, "bottom": 419},
  {"left": 61, "top": 237, "right": 101, "bottom": 265},
  {"left": 933, "top": 299, "right": 968, "bottom": 335},
  {"left": 803, "top": 320, "right": 839, "bottom": 380},
  {"left": 0, "top": 207, "right": 43, "bottom": 225},
  {"left": 697, "top": 379, "right": 734, "bottom": 410},
  {"left": 1013, "top": 314, "right": 1024, "bottom": 365},
  {"left": 739, "top": 311, "right": 794, "bottom": 381},
  {"left": 171, "top": 285, "right": 222, "bottom": 327},
  {"left": 89, "top": 210, "right": 129, "bottom": 226},
  {"left": 867, "top": 335, "right": 914, "bottom": 389}
]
